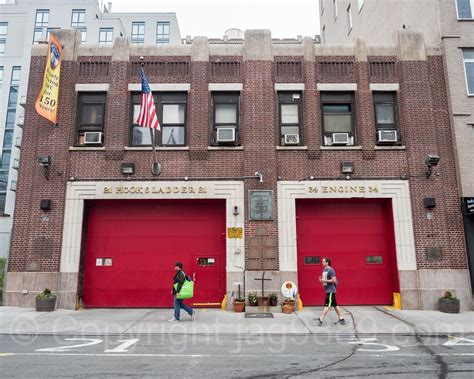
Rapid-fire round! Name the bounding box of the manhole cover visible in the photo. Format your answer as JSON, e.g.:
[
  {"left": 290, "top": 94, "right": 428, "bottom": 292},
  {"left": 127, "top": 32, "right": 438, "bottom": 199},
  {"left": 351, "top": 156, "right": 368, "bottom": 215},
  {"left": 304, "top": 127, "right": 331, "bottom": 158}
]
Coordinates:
[{"left": 245, "top": 313, "right": 274, "bottom": 318}]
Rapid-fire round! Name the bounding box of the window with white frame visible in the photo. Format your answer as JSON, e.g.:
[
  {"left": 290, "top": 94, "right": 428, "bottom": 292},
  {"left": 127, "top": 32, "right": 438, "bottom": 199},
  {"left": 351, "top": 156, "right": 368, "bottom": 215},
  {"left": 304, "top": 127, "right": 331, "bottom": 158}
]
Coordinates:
[
  {"left": 156, "top": 22, "right": 170, "bottom": 44},
  {"left": 456, "top": 0, "right": 474, "bottom": 19},
  {"left": 463, "top": 49, "right": 474, "bottom": 95},
  {"left": 0, "top": 21, "right": 7, "bottom": 52},
  {"left": 33, "top": 9, "right": 49, "bottom": 44},
  {"left": 333, "top": 0, "right": 338, "bottom": 21},
  {"left": 46, "top": 27, "right": 60, "bottom": 41},
  {"left": 131, "top": 22, "right": 145, "bottom": 44},
  {"left": 347, "top": 4, "right": 352, "bottom": 34},
  {"left": 279, "top": 92, "right": 302, "bottom": 146},
  {"left": 98, "top": 27, "right": 113, "bottom": 45},
  {"left": 358, "top": 0, "right": 364, "bottom": 12},
  {"left": 71, "top": 9, "right": 87, "bottom": 42}
]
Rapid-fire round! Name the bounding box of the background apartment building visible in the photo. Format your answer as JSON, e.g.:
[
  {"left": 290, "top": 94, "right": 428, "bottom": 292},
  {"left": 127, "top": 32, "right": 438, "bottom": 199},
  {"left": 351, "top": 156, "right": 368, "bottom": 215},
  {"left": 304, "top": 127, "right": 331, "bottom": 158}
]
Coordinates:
[
  {"left": 0, "top": 0, "right": 181, "bottom": 260},
  {"left": 320, "top": 0, "right": 474, "bottom": 291}
]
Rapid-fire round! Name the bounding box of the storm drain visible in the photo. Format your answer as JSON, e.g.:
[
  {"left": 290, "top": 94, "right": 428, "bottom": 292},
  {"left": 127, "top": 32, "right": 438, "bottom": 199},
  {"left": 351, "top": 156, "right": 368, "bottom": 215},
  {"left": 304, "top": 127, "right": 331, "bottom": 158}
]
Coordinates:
[{"left": 245, "top": 313, "right": 274, "bottom": 318}]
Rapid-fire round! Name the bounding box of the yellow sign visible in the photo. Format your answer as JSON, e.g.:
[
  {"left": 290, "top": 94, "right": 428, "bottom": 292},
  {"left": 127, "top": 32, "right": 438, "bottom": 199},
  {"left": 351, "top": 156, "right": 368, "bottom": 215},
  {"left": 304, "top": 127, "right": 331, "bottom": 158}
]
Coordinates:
[
  {"left": 227, "top": 227, "right": 243, "bottom": 239},
  {"left": 35, "top": 35, "right": 62, "bottom": 124}
]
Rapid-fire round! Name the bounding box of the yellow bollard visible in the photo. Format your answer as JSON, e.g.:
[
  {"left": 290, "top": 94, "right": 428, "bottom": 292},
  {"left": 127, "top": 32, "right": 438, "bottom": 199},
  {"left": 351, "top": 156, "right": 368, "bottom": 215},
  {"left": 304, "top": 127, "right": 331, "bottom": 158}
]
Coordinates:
[
  {"left": 297, "top": 294, "right": 303, "bottom": 311},
  {"left": 392, "top": 292, "right": 401, "bottom": 309},
  {"left": 221, "top": 294, "right": 228, "bottom": 310}
]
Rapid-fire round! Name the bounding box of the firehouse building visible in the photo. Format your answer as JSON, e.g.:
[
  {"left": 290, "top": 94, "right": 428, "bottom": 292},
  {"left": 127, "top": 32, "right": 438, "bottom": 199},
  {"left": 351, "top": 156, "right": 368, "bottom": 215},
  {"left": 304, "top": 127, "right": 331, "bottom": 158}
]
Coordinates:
[{"left": 5, "top": 29, "right": 472, "bottom": 310}]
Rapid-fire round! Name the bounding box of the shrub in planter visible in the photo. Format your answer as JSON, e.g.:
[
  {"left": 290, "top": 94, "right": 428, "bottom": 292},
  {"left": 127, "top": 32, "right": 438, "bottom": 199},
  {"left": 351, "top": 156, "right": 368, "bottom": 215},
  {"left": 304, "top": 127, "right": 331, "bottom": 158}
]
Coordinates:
[
  {"left": 269, "top": 292, "right": 278, "bottom": 306},
  {"left": 233, "top": 297, "right": 246, "bottom": 313},
  {"left": 282, "top": 298, "right": 295, "bottom": 314},
  {"left": 439, "top": 291, "right": 460, "bottom": 314},
  {"left": 257, "top": 296, "right": 269, "bottom": 307},
  {"left": 36, "top": 288, "right": 57, "bottom": 312},
  {"left": 248, "top": 292, "right": 258, "bottom": 306}
]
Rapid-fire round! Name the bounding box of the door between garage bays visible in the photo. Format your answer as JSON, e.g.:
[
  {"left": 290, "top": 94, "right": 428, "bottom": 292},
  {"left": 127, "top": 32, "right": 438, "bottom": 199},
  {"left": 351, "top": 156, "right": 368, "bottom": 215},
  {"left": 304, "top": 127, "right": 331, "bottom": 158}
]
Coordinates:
[
  {"left": 296, "top": 199, "right": 398, "bottom": 306},
  {"left": 81, "top": 199, "right": 226, "bottom": 307}
]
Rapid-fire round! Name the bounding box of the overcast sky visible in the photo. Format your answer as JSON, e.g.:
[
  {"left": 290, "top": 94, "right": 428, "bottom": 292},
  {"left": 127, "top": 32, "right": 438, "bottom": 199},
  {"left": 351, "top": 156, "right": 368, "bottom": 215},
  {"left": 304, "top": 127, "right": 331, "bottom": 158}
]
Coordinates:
[{"left": 111, "top": 0, "right": 320, "bottom": 39}]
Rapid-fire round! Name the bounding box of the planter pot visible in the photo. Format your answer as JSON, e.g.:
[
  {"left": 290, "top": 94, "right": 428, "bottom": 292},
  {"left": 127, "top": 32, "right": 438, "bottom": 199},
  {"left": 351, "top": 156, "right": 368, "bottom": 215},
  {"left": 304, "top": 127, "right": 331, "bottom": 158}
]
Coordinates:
[
  {"left": 282, "top": 301, "right": 295, "bottom": 314},
  {"left": 233, "top": 302, "right": 245, "bottom": 313},
  {"left": 36, "top": 297, "right": 57, "bottom": 312},
  {"left": 257, "top": 297, "right": 269, "bottom": 307},
  {"left": 439, "top": 298, "right": 460, "bottom": 314},
  {"left": 269, "top": 298, "right": 278, "bottom": 306}
]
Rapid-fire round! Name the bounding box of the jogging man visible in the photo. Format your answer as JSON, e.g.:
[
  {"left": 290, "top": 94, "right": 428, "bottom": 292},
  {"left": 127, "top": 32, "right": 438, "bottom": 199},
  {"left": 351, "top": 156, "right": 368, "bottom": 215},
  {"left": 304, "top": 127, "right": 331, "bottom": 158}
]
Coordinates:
[
  {"left": 316, "top": 257, "right": 345, "bottom": 326},
  {"left": 168, "top": 262, "right": 196, "bottom": 323}
]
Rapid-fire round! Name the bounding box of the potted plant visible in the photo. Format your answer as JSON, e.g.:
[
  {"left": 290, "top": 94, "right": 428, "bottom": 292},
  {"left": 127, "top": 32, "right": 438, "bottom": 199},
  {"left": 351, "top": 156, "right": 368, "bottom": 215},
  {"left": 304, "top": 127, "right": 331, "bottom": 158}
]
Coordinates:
[
  {"left": 439, "top": 291, "right": 460, "bottom": 314},
  {"left": 36, "top": 288, "right": 57, "bottom": 312},
  {"left": 282, "top": 298, "right": 295, "bottom": 314},
  {"left": 269, "top": 292, "right": 278, "bottom": 306},
  {"left": 233, "top": 297, "right": 246, "bottom": 313},
  {"left": 248, "top": 292, "right": 258, "bottom": 306}
]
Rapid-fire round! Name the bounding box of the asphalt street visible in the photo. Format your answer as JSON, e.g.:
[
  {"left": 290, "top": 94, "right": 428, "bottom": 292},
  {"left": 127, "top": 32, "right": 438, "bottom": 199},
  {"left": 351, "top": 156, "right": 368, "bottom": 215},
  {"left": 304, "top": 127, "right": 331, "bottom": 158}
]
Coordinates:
[{"left": 1, "top": 333, "right": 473, "bottom": 378}]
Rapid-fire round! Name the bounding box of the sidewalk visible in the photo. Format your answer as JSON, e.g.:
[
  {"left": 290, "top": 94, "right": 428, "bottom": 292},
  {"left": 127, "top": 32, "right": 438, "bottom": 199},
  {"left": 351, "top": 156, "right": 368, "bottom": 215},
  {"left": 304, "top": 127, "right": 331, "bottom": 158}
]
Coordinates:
[{"left": 0, "top": 306, "right": 472, "bottom": 336}]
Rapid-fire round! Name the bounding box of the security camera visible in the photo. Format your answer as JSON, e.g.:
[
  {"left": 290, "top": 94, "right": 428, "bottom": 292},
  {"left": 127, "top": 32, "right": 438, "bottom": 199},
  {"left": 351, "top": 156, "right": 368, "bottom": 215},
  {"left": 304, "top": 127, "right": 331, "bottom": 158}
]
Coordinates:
[{"left": 426, "top": 155, "right": 440, "bottom": 167}]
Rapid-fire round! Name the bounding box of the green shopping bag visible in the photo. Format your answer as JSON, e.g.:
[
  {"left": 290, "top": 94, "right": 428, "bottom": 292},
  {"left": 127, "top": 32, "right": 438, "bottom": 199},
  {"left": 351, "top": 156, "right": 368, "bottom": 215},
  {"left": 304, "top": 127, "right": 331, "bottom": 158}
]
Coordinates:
[{"left": 174, "top": 273, "right": 194, "bottom": 299}]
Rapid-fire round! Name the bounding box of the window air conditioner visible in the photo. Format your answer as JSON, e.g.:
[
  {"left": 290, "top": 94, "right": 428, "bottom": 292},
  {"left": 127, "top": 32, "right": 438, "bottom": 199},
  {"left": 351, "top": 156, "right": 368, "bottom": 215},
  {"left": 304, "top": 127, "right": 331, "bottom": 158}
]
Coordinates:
[
  {"left": 84, "top": 131, "right": 103, "bottom": 144},
  {"left": 284, "top": 134, "right": 300, "bottom": 145},
  {"left": 332, "top": 132, "right": 350, "bottom": 145},
  {"left": 377, "top": 130, "right": 398, "bottom": 143},
  {"left": 216, "top": 128, "right": 235, "bottom": 143}
]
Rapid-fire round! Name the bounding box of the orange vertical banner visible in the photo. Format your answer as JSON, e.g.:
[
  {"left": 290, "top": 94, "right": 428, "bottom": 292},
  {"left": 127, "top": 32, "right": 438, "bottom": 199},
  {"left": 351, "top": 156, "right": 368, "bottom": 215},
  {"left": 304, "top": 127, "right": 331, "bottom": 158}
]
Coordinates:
[{"left": 35, "top": 34, "right": 62, "bottom": 124}]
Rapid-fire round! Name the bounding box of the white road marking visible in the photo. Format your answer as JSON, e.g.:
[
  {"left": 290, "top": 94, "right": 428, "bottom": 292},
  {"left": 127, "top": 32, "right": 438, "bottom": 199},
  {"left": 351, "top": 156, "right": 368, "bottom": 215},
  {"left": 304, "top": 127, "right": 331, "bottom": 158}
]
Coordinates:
[
  {"left": 36, "top": 338, "right": 103, "bottom": 352},
  {"left": 104, "top": 339, "right": 140, "bottom": 353},
  {"left": 444, "top": 337, "right": 474, "bottom": 347},
  {"left": 348, "top": 338, "right": 400, "bottom": 352}
]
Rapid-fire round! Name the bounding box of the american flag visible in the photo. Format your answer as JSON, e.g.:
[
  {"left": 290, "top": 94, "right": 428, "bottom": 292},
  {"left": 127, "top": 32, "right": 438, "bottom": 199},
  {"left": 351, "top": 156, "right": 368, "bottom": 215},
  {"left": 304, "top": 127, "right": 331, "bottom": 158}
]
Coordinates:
[{"left": 136, "top": 66, "right": 160, "bottom": 130}]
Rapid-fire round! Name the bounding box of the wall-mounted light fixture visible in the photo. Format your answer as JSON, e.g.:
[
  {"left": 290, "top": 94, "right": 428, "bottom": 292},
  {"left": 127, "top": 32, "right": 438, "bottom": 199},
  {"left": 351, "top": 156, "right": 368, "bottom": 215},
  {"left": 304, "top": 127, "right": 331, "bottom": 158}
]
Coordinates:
[
  {"left": 425, "top": 154, "right": 440, "bottom": 178},
  {"left": 341, "top": 161, "right": 354, "bottom": 180},
  {"left": 254, "top": 171, "right": 263, "bottom": 183},
  {"left": 37, "top": 155, "right": 52, "bottom": 179},
  {"left": 233, "top": 205, "right": 239, "bottom": 216},
  {"left": 121, "top": 162, "right": 135, "bottom": 180}
]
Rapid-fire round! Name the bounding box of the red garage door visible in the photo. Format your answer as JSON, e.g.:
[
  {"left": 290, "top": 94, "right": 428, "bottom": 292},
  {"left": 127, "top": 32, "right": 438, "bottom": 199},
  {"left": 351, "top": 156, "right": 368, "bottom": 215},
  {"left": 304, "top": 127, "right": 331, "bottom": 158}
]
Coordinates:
[
  {"left": 82, "top": 199, "right": 226, "bottom": 308},
  {"left": 296, "top": 199, "right": 398, "bottom": 305}
]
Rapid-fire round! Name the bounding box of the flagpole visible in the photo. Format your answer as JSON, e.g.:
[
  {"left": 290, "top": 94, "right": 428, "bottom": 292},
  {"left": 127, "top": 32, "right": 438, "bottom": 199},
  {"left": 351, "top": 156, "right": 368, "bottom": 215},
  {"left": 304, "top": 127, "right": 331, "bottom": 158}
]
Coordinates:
[{"left": 139, "top": 56, "right": 161, "bottom": 176}]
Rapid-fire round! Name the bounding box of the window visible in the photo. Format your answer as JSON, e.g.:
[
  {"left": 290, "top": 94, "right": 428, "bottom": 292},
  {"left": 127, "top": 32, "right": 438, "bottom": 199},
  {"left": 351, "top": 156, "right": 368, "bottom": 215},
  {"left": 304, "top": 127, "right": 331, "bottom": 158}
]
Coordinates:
[
  {"left": 71, "top": 9, "right": 86, "bottom": 42},
  {"left": 347, "top": 4, "right": 352, "bottom": 34},
  {"left": 156, "top": 22, "right": 170, "bottom": 44},
  {"left": 0, "top": 23, "right": 7, "bottom": 54},
  {"left": 279, "top": 92, "right": 302, "bottom": 146},
  {"left": 456, "top": 0, "right": 474, "bottom": 19},
  {"left": 373, "top": 92, "right": 400, "bottom": 144},
  {"left": 46, "top": 27, "right": 60, "bottom": 41},
  {"left": 320, "top": 0, "right": 324, "bottom": 15},
  {"left": 333, "top": 0, "right": 338, "bottom": 21},
  {"left": 11, "top": 66, "right": 21, "bottom": 84},
  {"left": 463, "top": 49, "right": 474, "bottom": 95},
  {"left": 71, "top": 9, "right": 85, "bottom": 26},
  {"left": 98, "top": 28, "right": 113, "bottom": 45},
  {"left": 321, "top": 92, "right": 355, "bottom": 146},
  {"left": 130, "top": 92, "right": 187, "bottom": 146},
  {"left": 212, "top": 92, "right": 240, "bottom": 145},
  {"left": 358, "top": 0, "right": 364, "bottom": 12},
  {"left": 76, "top": 93, "right": 106, "bottom": 145},
  {"left": 33, "top": 9, "right": 49, "bottom": 44},
  {"left": 131, "top": 22, "right": 145, "bottom": 45}
]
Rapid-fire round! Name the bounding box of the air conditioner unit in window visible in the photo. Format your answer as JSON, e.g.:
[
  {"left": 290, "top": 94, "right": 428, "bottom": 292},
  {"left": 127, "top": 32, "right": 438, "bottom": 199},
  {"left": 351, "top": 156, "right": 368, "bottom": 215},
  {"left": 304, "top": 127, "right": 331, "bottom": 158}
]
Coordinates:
[
  {"left": 84, "top": 131, "right": 103, "bottom": 145},
  {"left": 332, "top": 133, "right": 350, "bottom": 145},
  {"left": 284, "top": 134, "right": 300, "bottom": 145},
  {"left": 377, "top": 130, "right": 398, "bottom": 143},
  {"left": 216, "top": 128, "right": 235, "bottom": 143}
]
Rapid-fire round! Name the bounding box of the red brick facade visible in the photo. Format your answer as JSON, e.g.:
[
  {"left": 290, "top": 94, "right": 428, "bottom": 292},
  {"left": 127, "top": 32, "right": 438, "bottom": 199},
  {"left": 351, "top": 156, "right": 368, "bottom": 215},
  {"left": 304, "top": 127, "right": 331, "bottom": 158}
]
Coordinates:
[{"left": 6, "top": 30, "right": 470, "bottom": 309}]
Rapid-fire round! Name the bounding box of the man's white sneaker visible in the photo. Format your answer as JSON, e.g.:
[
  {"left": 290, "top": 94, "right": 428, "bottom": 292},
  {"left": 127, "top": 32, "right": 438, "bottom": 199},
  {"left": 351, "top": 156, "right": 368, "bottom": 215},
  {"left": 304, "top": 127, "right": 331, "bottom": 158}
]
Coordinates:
[{"left": 168, "top": 318, "right": 179, "bottom": 323}]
